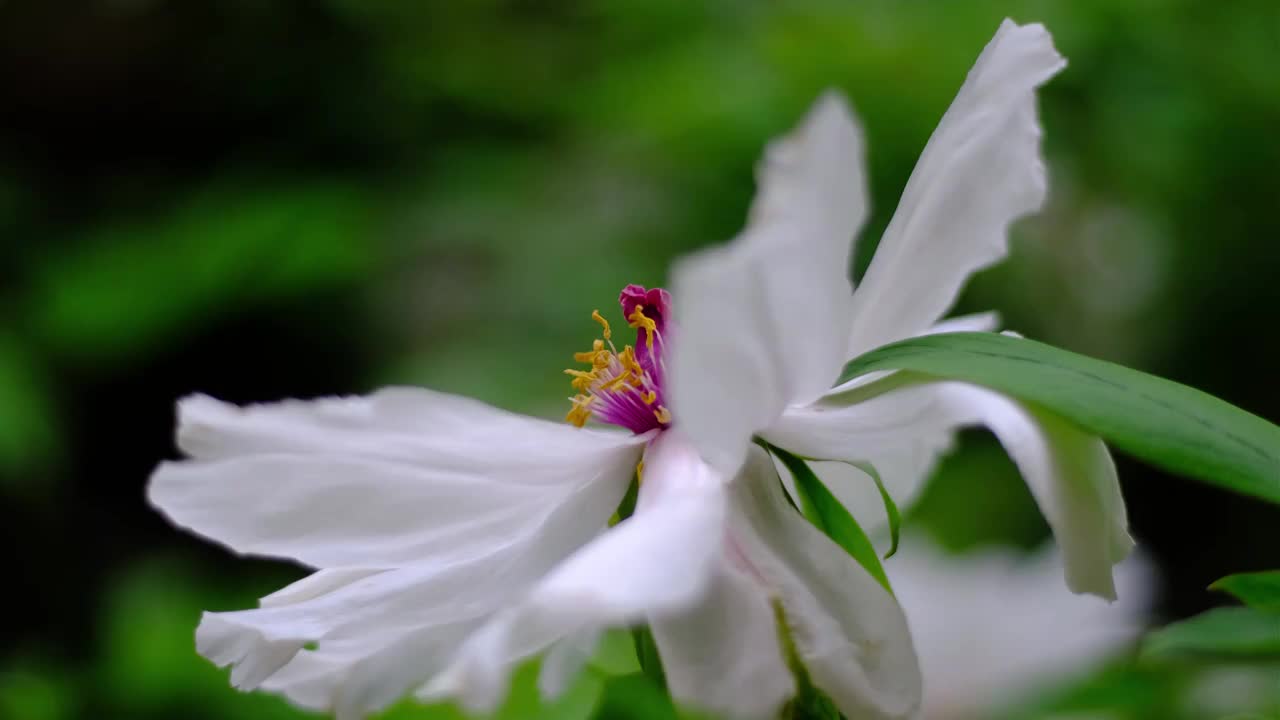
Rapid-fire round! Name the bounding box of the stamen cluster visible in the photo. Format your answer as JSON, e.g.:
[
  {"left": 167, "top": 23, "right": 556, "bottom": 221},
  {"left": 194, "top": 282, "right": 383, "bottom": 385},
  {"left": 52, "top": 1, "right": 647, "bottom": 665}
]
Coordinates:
[{"left": 565, "top": 285, "right": 671, "bottom": 435}]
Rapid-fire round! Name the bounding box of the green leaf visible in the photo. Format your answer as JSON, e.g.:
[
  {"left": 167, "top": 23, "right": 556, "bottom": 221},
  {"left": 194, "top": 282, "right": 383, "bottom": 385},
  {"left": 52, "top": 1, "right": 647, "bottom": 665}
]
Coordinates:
[
  {"left": 1142, "top": 607, "right": 1280, "bottom": 660},
  {"left": 1211, "top": 571, "right": 1280, "bottom": 612},
  {"left": 769, "top": 445, "right": 892, "bottom": 595},
  {"left": 838, "top": 332, "right": 1280, "bottom": 506},
  {"left": 850, "top": 460, "right": 901, "bottom": 559}
]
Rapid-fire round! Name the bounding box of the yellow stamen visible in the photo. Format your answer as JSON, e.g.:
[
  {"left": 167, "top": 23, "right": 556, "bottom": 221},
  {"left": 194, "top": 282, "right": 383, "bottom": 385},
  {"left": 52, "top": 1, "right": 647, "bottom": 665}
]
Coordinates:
[
  {"left": 591, "top": 310, "right": 612, "bottom": 340},
  {"left": 563, "top": 368, "right": 597, "bottom": 391},
  {"left": 628, "top": 305, "right": 657, "bottom": 350},
  {"left": 564, "top": 305, "right": 664, "bottom": 429},
  {"left": 602, "top": 373, "right": 631, "bottom": 392},
  {"left": 566, "top": 395, "right": 594, "bottom": 427},
  {"left": 619, "top": 346, "right": 642, "bottom": 374},
  {"left": 573, "top": 339, "right": 606, "bottom": 365},
  {"left": 636, "top": 459, "right": 644, "bottom": 483}
]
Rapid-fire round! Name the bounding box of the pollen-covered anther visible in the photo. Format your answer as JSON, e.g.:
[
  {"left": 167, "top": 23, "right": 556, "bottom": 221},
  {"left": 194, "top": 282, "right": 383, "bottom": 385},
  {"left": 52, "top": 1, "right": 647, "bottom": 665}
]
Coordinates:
[
  {"left": 653, "top": 406, "right": 672, "bottom": 424},
  {"left": 565, "top": 394, "right": 594, "bottom": 427},
  {"left": 628, "top": 305, "right": 658, "bottom": 349},
  {"left": 563, "top": 369, "right": 596, "bottom": 392},
  {"left": 591, "top": 310, "right": 612, "bottom": 340}
]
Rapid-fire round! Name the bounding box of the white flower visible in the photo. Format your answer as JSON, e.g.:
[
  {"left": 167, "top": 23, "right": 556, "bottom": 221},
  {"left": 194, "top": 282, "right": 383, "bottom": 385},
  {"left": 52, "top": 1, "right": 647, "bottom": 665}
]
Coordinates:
[
  {"left": 147, "top": 17, "right": 1126, "bottom": 720},
  {"left": 888, "top": 537, "right": 1154, "bottom": 720},
  {"left": 687, "top": 17, "right": 1133, "bottom": 601}
]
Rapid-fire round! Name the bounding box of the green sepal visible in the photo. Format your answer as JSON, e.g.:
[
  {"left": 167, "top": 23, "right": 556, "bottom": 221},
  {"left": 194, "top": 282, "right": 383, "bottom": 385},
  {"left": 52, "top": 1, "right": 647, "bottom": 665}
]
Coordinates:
[
  {"left": 768, "top": 445, "right": 892, "bottom": 595},
  {"left": 610, "top": 472, "right": 641, "bottom": 526},
  {"left": 849, "top": 460, "right": 901, "bottom": 559},
  {"left": 631, "top": 626, "right": 668, "bottom": 693}
]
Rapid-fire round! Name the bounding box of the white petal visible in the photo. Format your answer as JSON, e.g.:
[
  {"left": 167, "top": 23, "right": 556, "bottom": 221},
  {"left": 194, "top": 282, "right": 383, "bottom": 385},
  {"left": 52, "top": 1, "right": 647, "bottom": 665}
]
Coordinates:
[
  {"left": 925, "top": 310, "right": 1001, "bottom": 336},
  {"left": 764, "top": 372, "right": 960, "bottom": 538},
  {"left": 425, "top": 431, "right": 728, "bottom": 712},
  {"left": 187, "top": 427, "right": 640, "bottom": 717},
  {"left": 262, "top": 622, "right": 473, "bottom": 720},
  {"left": 670, "top": 91, "right": 868, "bottom": 474},
  {"left": 149, "top": 389, "right": 646, "bottom": 568},
  {"left": 729, "top": 446, "right": 921, "bottom": 720},
  {"left": 890, "top": 537, "right": 1153, "bottom": 716},
  {"left": 772, "top": 313, "right": 1000, "bottom": 527},
  {"left": 937, "top": 385, "right": 1133, "bottom": 599},
  {"left": 767, "top": 380, "right": 1132, "bottom": 598},
  {"left": 196, "top": 459, "right": 629, "bottom": 717},
  {"left": 537, "top": 629, "right": 602, "bottom": 700},
  {"left": 173, "top": 388, "right": 642, "bottom": 476},
  {"left": 198, "top": 564, "right": 489, "bottom": 708},
  {"left": 259, "top": 568, "right": 385, "bottom": 608},
  {"left": 765, "top": 375, "right": 958, "bottom": 474},
  {"left": 650, "top": 563, "right": 794, "bottom": 720},
  {"left": 846, "top": 19, "right": 1065, "bottom": 358}
]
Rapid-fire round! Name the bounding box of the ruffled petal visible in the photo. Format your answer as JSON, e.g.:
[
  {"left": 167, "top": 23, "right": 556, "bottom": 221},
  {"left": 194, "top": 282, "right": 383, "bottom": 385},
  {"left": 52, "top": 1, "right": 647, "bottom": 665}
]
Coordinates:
[
  {"left": 728, "top": 446, "right": 921, "bottom": 720},
  {"left": 935, "top": 384, "right": 1133, "bottom": 599},
  {"left": 847, "top": 19, "right": 1065, "bottom": 357},
  {"left": 650, "top": 563, "right": 794, "bottom": 719},
  {"left": 149, "top": 389, "right": 646, "bottom": 568},
  {"left": 193, "top": 457, "right": 632, "bottom": 720},
  {"left": 669, "top": 91, "right": 868, "bottom": 474},
  {"left": 423, "top": 431, "right": 728, "bottom": 712},
  {"left": 198, "top": 565, "right": 486, "bottom": 716}
]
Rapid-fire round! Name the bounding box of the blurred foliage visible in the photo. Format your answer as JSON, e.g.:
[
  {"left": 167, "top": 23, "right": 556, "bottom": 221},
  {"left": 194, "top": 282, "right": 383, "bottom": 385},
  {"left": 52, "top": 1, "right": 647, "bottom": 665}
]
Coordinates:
[
  {"left": 1142, "top": 607, "right": 1280, "bottom": 661},
  {"left": 2, "top": 0, "right": 1279, "bottom": 719},
  {"left": 1214, "top": 572, "right": 1280, "bottom": 613}
]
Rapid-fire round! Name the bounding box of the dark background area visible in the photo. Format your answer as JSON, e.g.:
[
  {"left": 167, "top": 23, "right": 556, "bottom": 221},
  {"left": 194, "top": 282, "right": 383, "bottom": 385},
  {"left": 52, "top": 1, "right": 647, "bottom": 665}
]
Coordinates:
[{"left": 2, "top": 1, "right": 1278, "bottom": 719}]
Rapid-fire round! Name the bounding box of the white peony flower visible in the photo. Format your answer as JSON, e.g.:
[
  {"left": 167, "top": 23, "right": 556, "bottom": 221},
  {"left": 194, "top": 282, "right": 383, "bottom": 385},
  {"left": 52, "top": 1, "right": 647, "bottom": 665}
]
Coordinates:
[
  {"left": 888, "top": 537, "right": 1154, "bottom": 720},
  {"left": 148, "top": 17, "right": 1127, "bottom": 720}
]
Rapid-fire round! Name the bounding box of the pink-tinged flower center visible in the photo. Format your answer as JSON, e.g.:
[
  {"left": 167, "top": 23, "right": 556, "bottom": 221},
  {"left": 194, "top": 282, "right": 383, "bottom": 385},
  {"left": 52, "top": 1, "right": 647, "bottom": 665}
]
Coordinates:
[{"left": 565, "top": 284, "right": 672, "bottom": 434}]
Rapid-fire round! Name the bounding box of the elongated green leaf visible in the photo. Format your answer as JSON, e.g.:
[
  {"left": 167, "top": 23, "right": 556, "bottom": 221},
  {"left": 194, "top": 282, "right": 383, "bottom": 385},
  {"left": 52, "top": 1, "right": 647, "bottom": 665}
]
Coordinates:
[
  {"left": 1211, "top": 571, "right": 1280, "bottom": 612},
  {"left": 838, "top": 332, "right": 1280, "bottom": 506},
  {"left": 1142, "top": 607, "right": 1280, "bottom": 660},
  {"left": 769, "top": 445, "right": 892, "bottom": 594},
  {"left": 850, "top": 460, "right": 901, "bottom": 559}
]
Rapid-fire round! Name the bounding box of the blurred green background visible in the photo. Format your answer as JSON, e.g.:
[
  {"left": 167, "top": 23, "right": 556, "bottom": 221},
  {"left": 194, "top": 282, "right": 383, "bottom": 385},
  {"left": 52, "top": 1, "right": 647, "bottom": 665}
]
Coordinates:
[{"left": 2, "top": 1, "right": 1279, "bottom": 719}]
